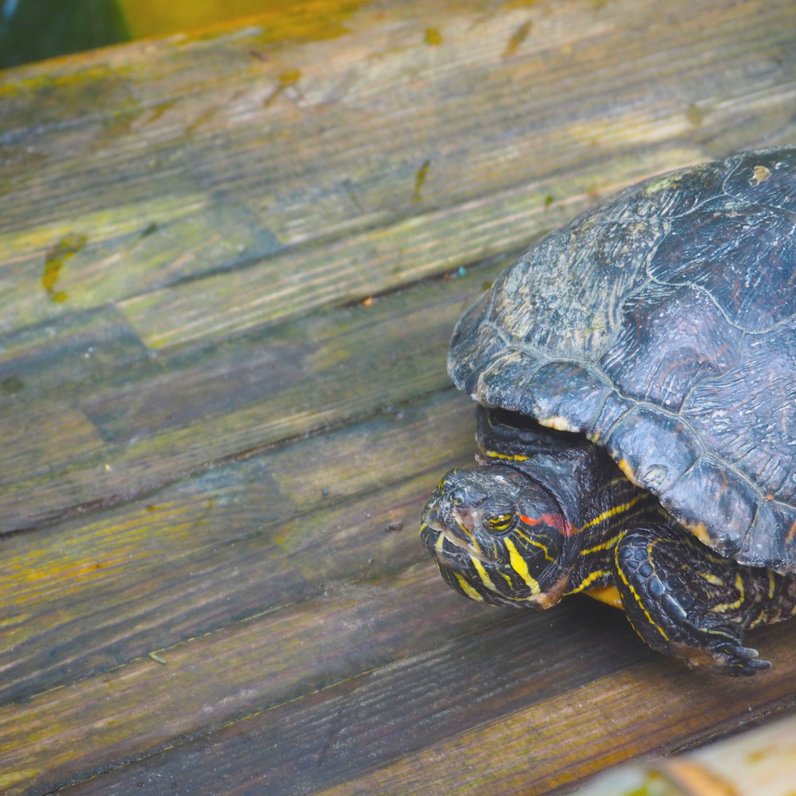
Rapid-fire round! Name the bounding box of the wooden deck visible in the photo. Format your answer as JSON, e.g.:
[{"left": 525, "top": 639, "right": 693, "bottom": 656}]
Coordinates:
[{"left": 0, "top": 0, "right": 794, "bottom": 793}]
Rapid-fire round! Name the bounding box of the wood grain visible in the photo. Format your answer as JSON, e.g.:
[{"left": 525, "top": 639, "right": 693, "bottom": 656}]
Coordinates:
[
  {"left": 315, "top": 629, "right": 796, "bottom": 796},
  {"left": 0, "top": 391, "right": 476, "bottom": 705},
  {"left": 0, "top": 0, "right": 794, "bottom": 793},
  {"left": 1, "top": 0, "right": 793, "bottom": 338},
  {"left": 0, "top": 261, "right": 496, "bottom": 533}
]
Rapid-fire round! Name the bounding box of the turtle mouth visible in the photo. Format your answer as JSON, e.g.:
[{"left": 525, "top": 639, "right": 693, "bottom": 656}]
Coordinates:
[{"left": 420, "top": 511, "right": 489, "bottom": 563}]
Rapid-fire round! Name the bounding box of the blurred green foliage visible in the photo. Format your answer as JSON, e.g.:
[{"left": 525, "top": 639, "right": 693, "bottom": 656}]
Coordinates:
[{"left": 0, "top": 0, "right": 130, "bottom": 69}]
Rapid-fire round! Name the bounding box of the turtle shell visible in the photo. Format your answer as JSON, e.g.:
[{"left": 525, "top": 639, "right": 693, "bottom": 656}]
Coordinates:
[{"left": 449, "top": 148, "right": 796, "bottom": 572}]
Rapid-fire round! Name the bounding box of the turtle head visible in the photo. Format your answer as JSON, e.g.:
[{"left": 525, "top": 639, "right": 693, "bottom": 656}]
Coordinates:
[{"left": 421, "top": 465, "right": 573, "bottom": 609}]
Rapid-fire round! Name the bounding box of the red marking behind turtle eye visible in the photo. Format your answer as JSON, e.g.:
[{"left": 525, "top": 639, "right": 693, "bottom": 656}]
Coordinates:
[{"left": 519, "top": 513, "right": 577, "bottom": 537}]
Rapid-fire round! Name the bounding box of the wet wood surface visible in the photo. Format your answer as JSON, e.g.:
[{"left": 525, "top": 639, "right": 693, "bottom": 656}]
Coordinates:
[{"left": 0, "top": 0, "right": 794, "bottom": 793}]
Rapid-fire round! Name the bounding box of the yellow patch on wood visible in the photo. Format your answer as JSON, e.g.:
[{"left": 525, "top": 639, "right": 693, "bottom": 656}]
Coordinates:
[
  {"left": 424, "top": 27, "right": 443, "bottom": 45},
  {"left": 121, "top": 0, "right": 371, "bottom": 43},
  {"left": 278, "top": 68, "right": 302, "bottom": 86},
  {"left": 685, "top": 103, "right": 704, "bottom": 126},
  {"left": 413, "top": 159, "right": 431, "bottom": 203},
  {"left": 0, "top": 771, "right": 41, "bottom": 790},
  {"left": 41, "top": 232, "right": 87, "bottom": 303},
  {"left": 503, "top": 19, "right": 533, "bottom": 58}
]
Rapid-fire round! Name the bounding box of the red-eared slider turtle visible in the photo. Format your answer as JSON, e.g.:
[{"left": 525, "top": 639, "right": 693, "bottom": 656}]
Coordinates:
[{"left": 421, "top": 148, "right": 796, "bottom": 675}]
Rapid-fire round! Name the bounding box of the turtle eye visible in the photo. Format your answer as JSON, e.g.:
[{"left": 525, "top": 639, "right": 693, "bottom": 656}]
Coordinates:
[{"left": 486, "top": 513, "right": 514, "bottom": 532}]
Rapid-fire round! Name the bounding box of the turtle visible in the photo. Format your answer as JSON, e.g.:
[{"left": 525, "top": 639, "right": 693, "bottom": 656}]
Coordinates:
[{"left": 420, "top": 147, "right": 796, "bottom": 675}]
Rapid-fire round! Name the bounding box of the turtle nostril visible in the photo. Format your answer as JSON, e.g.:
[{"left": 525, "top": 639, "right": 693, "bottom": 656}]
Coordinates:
[{"left": 449, "top": 485, "right": 486, "bottom": 508}]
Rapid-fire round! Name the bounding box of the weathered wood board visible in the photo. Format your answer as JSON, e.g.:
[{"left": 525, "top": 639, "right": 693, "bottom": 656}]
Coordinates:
[
  {"left": 0, "top": 0, "right": 794, "bottom": 793},
  {"left": 579, "top": 712, "right": 796, "bottom": 796}
]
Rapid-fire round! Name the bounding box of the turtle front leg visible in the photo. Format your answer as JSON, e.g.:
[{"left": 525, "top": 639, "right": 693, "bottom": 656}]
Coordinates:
[{"left": 612, "top": 525, "right": 773, "bottom": 675}]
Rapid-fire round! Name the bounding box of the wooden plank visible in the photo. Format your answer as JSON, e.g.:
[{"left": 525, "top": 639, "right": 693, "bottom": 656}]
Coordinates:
[
  {"left": 113, "top": 160, "right": 664, "bottom": 350},
  {"left": 0, "top": 0, "right": 795, "bottom": 793},
  {"left": 0, "top": 0, "right": 790, "bottom": 532},
  {"left": 0, "top": 306, "right": 148, "bottom": 402},
  {"left": 0, "top": 0, "right": 793, "bottom": 338},
  {"left": 0, "top": 244, "right": 504, "bottom": 446},
  {"left": 312, "top": 629, "right": 796, "bottom": 796},
  {"left": 52, "top": 601, "right": 653, "bottom": 795},
  {"left": 0, "top": 401, "right": 102, "bottom": 481},
  {"left": 3, "top": 596, "right": 793, "bottom": 794},
  {"left": 77, "top": 256, "right": 501, "bottom": 444},
  {"left": 0, "top": 259, "right": 494, "bottom": 533},
  {"left": 0, "top": 389, "right": 475, "bottom": 705},
  {"left": 0, "top": 565, "right": 505, "bottom": 794},
  {"left": 1, "top": 378, "right": 793, "bottom": 792}
]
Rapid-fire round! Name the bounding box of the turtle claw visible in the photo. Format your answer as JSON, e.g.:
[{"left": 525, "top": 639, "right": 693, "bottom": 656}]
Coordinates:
[
  {"left": 674, "top": 633, "right": 770, "bottom": 676},
  {"left": 680, "top": 633, "right": 772, "bottom": 675},
  {"left": 710, "top": 641, "right": 771, "bottom": 676},
  {"left": 715, "top": 640, "right": 757, "bottom": 659}
]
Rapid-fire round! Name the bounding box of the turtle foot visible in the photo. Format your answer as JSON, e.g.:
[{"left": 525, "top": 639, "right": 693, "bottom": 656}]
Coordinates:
[
  {"left": 613, "top": 526, "right": 773, "bottom": 676},
  {"left": 677, "top": 636, "right": 771, "bottom": 677}
]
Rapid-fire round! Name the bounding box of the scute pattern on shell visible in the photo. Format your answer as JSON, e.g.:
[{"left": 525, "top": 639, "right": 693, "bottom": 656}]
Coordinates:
[{"left": 449, "top": 148, "right": 796, "bottom": 571}]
